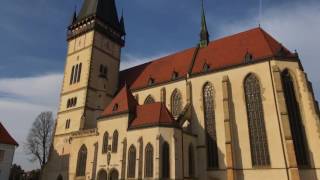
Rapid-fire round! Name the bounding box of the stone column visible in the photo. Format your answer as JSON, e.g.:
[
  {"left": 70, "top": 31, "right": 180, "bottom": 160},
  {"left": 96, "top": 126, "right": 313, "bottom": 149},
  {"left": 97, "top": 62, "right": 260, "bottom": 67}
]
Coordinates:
[
  {"left": 222, "top": 76, "right": 235, "bottom": 180},
  {"left": 272, "top": 66, "right": 300, "bottom": 180}
]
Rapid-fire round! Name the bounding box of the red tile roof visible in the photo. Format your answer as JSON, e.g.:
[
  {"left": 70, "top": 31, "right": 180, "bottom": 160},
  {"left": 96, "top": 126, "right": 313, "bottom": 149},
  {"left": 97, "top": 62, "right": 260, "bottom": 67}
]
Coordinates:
[
  {"left": 129, "top": 102, "right": 177, "bottom": 129},
  {"left": 120, "top": 27, "right": 295, "bottom": 90},
  {"left": 0, "top": 122, "right": 18, "bottom": 146},
  {"left": 101, "top": 84, "right": 138, "bottom": 117}
]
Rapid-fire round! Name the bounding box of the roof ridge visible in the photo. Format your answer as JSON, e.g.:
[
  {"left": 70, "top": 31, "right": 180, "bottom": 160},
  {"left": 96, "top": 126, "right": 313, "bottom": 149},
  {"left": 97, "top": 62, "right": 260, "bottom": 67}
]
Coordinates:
[{"left": 258, "top": 28, "right": 280, "bottom": 55}]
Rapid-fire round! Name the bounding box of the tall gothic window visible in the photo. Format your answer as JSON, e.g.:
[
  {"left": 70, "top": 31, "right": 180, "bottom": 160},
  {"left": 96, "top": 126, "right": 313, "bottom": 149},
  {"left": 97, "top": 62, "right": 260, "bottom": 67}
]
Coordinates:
[
  {"left": 70, "top": 63, "right": 82, "bottom": 84},
  {"left": 112, "top": 130, "right": 119, "bottom": 153},
  {"left": 188, "top": 144, "right": 195, "bottom": 177},
  {"left": 171, "top": 89, "right": 182, "bottom": 117},
  {"left": 244, "top": 74, "right": 270, "bottom": 167},
  {"left": 76, "top": 145, "right": 87, "bottom": 177},
  {"left": 281, "top": 70, "right": 309, "bottom": 167},
  {"left": 144, "top": 95, "right": 155, "bottom": 104},
  {"left": 145, "top": 143, "right": 154, "bottom": 177},
  {"left": 162, "top": 142, "right": 170, "bottom": 178},
  {"left": 203, "top": 82, "right": 219, "bottom": 168},
  {"left": 102, "top": 132, "right": 109, "bottom": 153},
  {"left": 127, "top": 145, "right": 136, "bottom": 178}
]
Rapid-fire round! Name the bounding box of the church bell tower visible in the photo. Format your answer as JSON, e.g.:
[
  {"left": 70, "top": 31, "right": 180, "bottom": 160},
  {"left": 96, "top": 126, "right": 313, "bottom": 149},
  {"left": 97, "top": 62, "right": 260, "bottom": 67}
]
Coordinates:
[{"left": 55, "top": 0, "right": 125, "bottom": 135}]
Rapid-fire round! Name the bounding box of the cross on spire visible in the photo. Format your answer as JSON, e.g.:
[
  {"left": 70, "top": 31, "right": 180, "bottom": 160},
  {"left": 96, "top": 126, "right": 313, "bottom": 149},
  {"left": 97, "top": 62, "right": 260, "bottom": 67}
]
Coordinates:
[{"left": 200, "top": 0, "right": 210, "bottom": 48}]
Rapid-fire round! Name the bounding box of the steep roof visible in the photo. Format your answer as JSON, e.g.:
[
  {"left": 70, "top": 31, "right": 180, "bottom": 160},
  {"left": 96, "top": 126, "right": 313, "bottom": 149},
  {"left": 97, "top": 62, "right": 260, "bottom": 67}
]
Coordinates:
[
  {"left": 129, "top": 102, "right": 177, "bottom": 129},
  {"left": 101, "top": 85, "right": 138, "bottom": 117},
  {"left": 76, "top": 0, "right": 121, "bottom": 31},
  {"left": 0, "top": 122, "right": 18, "bottom": 146},
  {"left": 120, "top": 27, "right": 296, "bottom": 90}
]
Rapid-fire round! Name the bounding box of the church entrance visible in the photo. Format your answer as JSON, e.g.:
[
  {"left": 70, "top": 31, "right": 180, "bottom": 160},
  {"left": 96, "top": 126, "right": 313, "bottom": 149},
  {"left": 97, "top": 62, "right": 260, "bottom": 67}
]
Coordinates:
[
  {"left": 109, "top": 169, "right": 119, "bottom": 180},
  {"left": 97, "top": 170, "right": 108, "bottom": 180}
]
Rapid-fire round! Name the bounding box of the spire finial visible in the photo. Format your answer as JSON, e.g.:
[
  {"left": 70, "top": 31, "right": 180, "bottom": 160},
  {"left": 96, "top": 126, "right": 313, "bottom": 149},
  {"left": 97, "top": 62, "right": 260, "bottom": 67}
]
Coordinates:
[
  {"left": 200, "top": 0, "right": 209, "bottom": 48},
  {"left": 70, "top": 5, "right": 77, "bottom": 25}
]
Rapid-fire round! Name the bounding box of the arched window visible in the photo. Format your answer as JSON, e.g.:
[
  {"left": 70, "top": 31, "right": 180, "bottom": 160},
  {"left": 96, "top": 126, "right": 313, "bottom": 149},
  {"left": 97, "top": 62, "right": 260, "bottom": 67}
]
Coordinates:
[
  {"left": 244, "top": 74, "right": 270, "bottom": 167},
  {"left": 76, "top": 145, "right": 87, "bottom": 177},
  {"left": 97, "top": 170, "right": 107, "bottom": 180},
  {"left": 127, "top": 145, "right": 136, "bottom": 178},
  {"left": 162, "top": 142, "right": 170, "bottom": 178},
  {"left": 145, "top": 143, "right": 154, "bottom": 177},
  {"left": 144, "top": 95, "right": 155, "bottom": 104},
  {"left": 203, "top": 82, "right": 219, "bottom": 168},
  {"left": 171, "top": 89, "right": 182, "bottom": 117},
  {"left": 281, "top": 70, "right": 309, "bottom": 167},
  {"left": 112, "top": 130, "right": 119, "bottom": 153},
  {"left": 110, "top": 169, "right": 119, "bottom": 180},
  {"left": 188, "top": 144, "right": 195, "bottom": 177},
  {"left": 102, "top": 132, "right": 109, "bottom": 153}
]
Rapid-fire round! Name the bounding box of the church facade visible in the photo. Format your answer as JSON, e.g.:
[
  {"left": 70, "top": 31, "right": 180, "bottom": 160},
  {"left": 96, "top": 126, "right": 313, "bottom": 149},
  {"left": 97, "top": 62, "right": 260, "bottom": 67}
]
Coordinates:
[{"left": 41, "top": 0, "right": 320, "bottom": 180}]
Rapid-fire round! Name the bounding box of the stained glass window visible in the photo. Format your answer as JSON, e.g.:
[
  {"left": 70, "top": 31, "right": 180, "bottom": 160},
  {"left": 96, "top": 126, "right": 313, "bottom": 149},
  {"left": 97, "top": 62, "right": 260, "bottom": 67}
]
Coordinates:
[
  {"left": 127, "top": 145, "right": 136, "bottom": 178},
  {"left": 281, "top": 70, "right": 309, "bottom": 167},
  {"left": 244, "top": 74, "right": 270, "bottom": 167},
  {"left": 76, "top": 145, "right": 87, "bottom": 177},
  {"left": 145, "top": 143, "right": 154, "bottom": 177},
  {"left": 171, "top": 89, "right": 182, "bottom": 117},
  {"left": 203, "top": 82, "right": 219, "bottom": 168}
]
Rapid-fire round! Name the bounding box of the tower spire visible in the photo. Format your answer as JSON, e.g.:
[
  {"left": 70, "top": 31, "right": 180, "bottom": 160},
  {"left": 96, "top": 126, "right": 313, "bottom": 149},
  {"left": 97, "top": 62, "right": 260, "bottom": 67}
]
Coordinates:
[
  {"left": 200, "top": 0, "right": 209, "bottom": 48},
  {"left": 120, "top": 9, "right": 126, "bottom": 36}
]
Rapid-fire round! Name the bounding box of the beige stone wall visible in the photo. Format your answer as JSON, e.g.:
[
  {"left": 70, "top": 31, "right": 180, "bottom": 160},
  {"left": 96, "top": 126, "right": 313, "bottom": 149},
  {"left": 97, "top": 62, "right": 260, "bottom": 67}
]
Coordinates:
[{"left": 45, "top": 42, "right": 320, "bottom": 180}]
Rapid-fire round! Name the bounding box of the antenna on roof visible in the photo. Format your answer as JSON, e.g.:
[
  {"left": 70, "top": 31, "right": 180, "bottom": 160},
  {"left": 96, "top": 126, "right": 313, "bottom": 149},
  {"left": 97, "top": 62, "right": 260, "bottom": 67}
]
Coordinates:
[{"left": 259, "top": 0, "right": 263, "bottom": 27}]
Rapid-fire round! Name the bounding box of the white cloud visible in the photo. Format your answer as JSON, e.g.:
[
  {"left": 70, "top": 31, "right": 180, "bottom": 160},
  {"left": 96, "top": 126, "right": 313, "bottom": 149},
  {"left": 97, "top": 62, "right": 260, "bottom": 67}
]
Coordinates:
[
  {"left": 0, "top": 74, "right": 63, "bottom": 107},
  {"left": 0, "top": 74, "right": 62, "bottom": 171},
  {"left": 213, "top": 2, "right": 320, "bottom": 100}
]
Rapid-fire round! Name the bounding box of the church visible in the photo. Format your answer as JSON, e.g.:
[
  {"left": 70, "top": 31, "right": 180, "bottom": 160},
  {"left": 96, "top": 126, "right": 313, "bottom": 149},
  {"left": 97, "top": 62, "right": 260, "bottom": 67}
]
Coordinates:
[{"left": 41, "top": 0, "right": 320, "bottom": 180}]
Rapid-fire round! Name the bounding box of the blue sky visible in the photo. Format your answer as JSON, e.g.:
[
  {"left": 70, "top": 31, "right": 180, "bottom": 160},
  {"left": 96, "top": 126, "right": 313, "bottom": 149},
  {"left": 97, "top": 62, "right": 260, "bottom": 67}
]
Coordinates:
[{"left": 0, "top": 0, "right": 319, "bottom": 170}]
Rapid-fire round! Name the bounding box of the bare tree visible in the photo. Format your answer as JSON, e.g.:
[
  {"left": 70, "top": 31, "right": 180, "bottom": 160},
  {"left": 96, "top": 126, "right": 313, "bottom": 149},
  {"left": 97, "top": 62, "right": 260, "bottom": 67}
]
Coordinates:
[{"left": 24, "top": 111, "right": 54, "bottom": 168}]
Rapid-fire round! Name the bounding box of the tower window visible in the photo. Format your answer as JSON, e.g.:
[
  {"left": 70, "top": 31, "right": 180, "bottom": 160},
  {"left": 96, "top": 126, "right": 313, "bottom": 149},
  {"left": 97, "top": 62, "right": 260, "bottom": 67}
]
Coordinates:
[
  {"left": 65, "top": 119, "right": 71, "bottom": 129},
  {"left": 99, "top": 65, "right": 108, "bottom": 78},
  {"left": 102, "top": 132, "right": 109, "bottom": 153},
  {"left": 70, "top": 63, "right": 82, "bottom": 85},
  {"left": 67, "top": 97, "right": 77, "bottom": 108}
]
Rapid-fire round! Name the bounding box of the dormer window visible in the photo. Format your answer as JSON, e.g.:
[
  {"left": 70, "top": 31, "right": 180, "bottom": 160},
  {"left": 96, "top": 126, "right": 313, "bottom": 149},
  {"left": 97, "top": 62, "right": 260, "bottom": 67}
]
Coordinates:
[
  {"left": 244, "top": 52, "right": 253, "bottom": 63},
  {"left": 172, "top": 71, "right": 179, "bottom": 80},
  {"left": 148, "top": 78, "right": 155, "bottom": 86},
  {"left": 203, "top": 63, "right": 210, "bottom": 72},
  {"left": 113, "top": 104, "right": 119, "bottom": 112}
]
